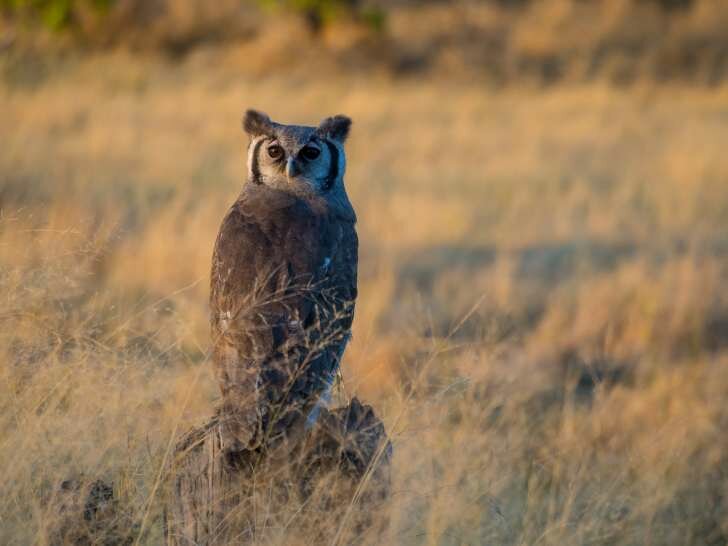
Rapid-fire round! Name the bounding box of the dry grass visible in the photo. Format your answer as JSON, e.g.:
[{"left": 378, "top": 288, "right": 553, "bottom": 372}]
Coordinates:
[{"left": 2, "top": 52, "right": 728, "bottom": 545}]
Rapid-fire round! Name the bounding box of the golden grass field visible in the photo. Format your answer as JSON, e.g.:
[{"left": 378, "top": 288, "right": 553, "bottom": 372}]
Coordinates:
[{"left": 2, "top": 49, "right": 728, "bottom": 544}]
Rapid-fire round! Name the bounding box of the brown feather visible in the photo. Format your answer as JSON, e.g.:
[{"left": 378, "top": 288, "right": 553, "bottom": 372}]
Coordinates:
[{"left": 210, "top": 183, "right": 357, "bottom": 451}]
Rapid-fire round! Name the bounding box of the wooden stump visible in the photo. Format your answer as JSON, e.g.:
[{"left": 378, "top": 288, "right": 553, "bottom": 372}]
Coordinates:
[{"left": 165, "top": 398, "right": 392, "bottom": 546}]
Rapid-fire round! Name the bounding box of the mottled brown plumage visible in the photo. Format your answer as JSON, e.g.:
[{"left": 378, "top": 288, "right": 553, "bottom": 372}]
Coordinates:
[{"left": 210, "top": 111, "right": 357, "bottom": 452}]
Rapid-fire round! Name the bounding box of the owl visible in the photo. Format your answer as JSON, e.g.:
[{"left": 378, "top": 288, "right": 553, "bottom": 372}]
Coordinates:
[{"left": 210, "top": 110, "right": 358, "bottom": 453}]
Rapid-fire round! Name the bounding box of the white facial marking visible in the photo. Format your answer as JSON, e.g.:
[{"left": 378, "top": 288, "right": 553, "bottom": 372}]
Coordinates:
[{"left": 246, "top": 135, "right": 266, "bottom": 177}]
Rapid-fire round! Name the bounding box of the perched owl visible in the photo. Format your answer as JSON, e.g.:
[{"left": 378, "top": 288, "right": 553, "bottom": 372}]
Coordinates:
[{"left": 210, "top": 110, "right": 358, "bottom": 453}]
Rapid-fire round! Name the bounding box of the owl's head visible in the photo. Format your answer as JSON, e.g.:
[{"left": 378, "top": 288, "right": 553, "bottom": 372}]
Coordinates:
[{"left": 242, "top": 109, "right": 351, "bottom": 196}]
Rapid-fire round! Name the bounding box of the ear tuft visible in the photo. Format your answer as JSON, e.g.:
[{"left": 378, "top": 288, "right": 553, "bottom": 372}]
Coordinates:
[
  {"left": 318, "top": 115, "right": 352, "bottom": 143},
  {"left": 243, "top": 109, "right": 273, "bottom": 136}
]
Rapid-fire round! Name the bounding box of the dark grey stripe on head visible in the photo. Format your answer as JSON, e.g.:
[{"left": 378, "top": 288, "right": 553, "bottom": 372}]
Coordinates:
[
  {"left": 323, "top": 139, "right": 339, "bottom": 191},
  {"left": 250, "top": 138, "right": 265, "bottom": 184}
]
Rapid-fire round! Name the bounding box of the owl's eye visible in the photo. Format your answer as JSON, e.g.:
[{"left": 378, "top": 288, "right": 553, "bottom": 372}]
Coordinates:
[
  {"left": 267, "top": 145, "right": 284, "bottom": 160},
  {"left": 300, "top": 146, "right": 320, "bottom": 161}
]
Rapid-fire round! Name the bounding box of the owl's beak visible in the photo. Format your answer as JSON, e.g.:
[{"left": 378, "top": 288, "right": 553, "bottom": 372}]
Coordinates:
[{"left": 286, "top": 158, "right": 301, "bottom": 179}]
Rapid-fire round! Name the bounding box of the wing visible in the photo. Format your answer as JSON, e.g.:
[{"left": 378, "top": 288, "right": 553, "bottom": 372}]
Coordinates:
[
  {"left": 210, "top": 186, "right": 356, "bottom": 450},
  {"left": 303, "top": 220, "right": 358, "bottom": 428}
]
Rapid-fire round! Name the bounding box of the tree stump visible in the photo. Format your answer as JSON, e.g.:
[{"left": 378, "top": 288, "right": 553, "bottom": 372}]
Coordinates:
[{"left": 165, "top": 398, "right": 392, "bottom": 546}]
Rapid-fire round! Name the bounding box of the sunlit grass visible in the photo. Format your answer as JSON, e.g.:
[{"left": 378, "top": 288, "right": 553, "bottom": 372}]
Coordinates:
[{"left": 1, "top": 54, "right": 728, "bottom": 544}]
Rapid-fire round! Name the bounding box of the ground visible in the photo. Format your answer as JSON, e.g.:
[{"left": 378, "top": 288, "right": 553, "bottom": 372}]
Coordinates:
[{"left": 2, "top": 51, "right": 728, "bottom": 544}]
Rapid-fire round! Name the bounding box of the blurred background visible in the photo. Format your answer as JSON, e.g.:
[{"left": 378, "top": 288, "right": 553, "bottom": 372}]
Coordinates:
[{"left": 2, "top": 1, "right": 728, "bottom": 544}]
